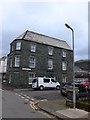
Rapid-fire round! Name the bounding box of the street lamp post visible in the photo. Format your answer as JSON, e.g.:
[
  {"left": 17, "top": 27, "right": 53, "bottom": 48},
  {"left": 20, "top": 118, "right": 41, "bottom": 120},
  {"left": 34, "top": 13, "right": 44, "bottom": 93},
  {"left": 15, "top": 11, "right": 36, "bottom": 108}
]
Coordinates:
[{"left": 65, "top": 23, "right": 76, "bottom": 108}]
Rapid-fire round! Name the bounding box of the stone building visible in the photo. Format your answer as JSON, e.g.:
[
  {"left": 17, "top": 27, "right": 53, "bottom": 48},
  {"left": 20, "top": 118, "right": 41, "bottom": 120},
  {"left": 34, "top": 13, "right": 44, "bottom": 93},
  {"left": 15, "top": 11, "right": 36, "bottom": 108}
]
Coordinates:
[{"left": 6, "top": 30, "right": 73, "bottom": 86}]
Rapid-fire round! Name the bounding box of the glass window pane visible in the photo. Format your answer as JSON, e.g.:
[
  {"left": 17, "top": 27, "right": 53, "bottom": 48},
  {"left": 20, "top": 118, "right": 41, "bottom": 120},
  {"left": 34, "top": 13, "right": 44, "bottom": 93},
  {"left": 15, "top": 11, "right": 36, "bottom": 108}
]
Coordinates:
[
  {"left": 48, "top": 59, "right": 53, "bottom": 69},
  {"left": 15, "top": 56, "right": 20, "bottom": 67},
  {"left": 16, "top": 42, "right": 21, "bottom": 50},
  {"left": 48, "top": 47, "right": 53, "bottom": 55},
  {"left": 29, "top": 56, "right": 35, "bottom": 68},
  {"left": 44, "top": 78, "right": 50, "bottom": 83},
  {"left": 62, "top": 62, "right": 67, "bottom": 71},
  {"left": 31, "top": 42, "right": 36, "bottom": 52},
  {"left": 62, "top": 50, "right": 66, "bottom": 57},
  {"left": 10, "top": 58, "right": 12, "bottom": 67}
]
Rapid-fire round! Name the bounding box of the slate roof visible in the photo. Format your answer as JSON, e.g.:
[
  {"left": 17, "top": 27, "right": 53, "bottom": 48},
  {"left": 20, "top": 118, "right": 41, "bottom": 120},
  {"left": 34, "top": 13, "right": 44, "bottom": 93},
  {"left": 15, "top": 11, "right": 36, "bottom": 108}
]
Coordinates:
[
  {"left": 16, "top": 30, "right": 72, "bottom": 50},
  {"left": 74, "top": 66, "right": 87, "bottom": 73}
]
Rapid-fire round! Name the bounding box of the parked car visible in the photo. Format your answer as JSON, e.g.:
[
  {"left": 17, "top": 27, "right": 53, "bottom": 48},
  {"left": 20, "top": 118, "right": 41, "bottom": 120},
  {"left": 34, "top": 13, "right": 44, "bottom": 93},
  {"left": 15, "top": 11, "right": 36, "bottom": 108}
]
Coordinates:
[
  {"left": 32, "top": 77, "right": 60, "bottom": 90},
  {"left": 81, "top": 81, "right": 90, "bottom": 87},
  {"left": 80, "top": 81, "right": 90, "bottom": 91},
  {"left": 71, "top": 82, "right": 81, "bottom": 87},
  {"left": 61, "top": 82, "right": 89, "bottom": 97}
]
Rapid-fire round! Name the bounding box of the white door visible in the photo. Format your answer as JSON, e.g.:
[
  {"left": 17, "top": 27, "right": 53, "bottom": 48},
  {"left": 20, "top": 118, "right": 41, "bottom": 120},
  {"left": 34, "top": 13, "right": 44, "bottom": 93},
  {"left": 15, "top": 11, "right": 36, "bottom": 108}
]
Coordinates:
[
  {"left": 28, "top": 72, "right": 35, "bottom": 85},
  {"left": 50, "top": 78, "right": 57, "bottom": 88}
]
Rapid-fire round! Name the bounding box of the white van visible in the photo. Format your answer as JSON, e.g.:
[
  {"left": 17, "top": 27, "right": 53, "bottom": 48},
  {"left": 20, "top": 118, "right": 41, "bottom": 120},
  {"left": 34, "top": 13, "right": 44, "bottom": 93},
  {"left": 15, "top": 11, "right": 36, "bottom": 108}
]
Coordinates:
[{"left": 32, "top": 77, "right": 60, "bottom": 90}]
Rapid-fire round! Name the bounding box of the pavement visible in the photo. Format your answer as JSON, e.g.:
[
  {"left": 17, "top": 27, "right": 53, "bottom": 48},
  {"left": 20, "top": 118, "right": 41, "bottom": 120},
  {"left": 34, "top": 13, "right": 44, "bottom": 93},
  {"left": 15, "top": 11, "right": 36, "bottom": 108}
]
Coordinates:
[{"left": 37, "top": 99, "right": 90, "bottom": 120}]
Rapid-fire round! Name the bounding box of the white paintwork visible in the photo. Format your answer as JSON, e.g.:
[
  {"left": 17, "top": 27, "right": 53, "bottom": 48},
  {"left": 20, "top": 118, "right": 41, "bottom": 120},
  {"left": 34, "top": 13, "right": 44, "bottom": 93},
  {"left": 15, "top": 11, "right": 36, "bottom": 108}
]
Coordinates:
[{"left": 0, "top": 57, "right": 7, "bottom": 74}]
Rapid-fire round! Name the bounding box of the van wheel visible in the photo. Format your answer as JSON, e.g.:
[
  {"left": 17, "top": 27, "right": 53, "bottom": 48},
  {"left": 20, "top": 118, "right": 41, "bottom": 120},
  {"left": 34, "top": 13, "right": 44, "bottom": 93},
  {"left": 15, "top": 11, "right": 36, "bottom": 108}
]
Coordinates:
[
  {"left": 56, "top": 86, "right": 60, "bottom": 90},
  {"left": 39, "top": 86, "right": 44, "bottom": 90}
]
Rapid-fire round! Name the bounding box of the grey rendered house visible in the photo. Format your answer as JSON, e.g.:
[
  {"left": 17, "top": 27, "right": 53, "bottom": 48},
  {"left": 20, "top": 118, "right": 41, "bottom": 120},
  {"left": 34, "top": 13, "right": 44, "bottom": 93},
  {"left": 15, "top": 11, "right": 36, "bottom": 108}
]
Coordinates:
[{"left": 6, "top": 30, "right": 73, "bottom": 86}]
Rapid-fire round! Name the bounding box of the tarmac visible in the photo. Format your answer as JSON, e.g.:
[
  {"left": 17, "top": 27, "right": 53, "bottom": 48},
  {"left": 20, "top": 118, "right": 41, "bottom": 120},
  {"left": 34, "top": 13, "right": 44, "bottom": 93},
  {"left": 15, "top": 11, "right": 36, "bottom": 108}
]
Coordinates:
[
  {"left": 37, "top": 99, "right": 90, "bottom": 120},
  {"left": 2, "top": 85, "right": 90, "bottom": 120}
]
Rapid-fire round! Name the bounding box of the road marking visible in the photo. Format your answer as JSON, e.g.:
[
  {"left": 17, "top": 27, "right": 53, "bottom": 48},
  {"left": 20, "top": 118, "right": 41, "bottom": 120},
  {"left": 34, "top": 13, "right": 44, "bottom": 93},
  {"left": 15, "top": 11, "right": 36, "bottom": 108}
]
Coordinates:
[
  {"left": 30, "top": 101, "right": 38, "bottom": 110},
  {"left": 25, "top": 98, "right": 29, "bottom": 101},
  {"left": 23, "top": 94, "right": 27, "bottom": 97},
  {"left": 18, "top": 95, "right": 21, "bottom": 97},
  {"left": 14, "top": 93, "right": 56, "bottom": 118},
  {"left": 21, "top": 96, "right": 25, "bottom": 99},
  {"left": 26, "top": 96, "right": 30, "bottom": 99},
  {"left": 29, "top": 100, "right": 54, "bottom": 118},
  {"left": 31, "top": 98, "right": 34, "bottom": 101},
  {"left": 15, "top": 93, "right": 36, "bottom": 105}
]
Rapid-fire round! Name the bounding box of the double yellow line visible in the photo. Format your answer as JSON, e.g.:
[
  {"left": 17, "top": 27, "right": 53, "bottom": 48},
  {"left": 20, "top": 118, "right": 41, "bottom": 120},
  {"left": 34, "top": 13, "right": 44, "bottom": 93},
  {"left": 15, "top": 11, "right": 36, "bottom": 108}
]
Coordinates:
[
  {"left": 29, "top": 99, "right": 54, "bottom": 118},
  {"left": 30, "top": 101, "right": 38, "bottom": 110}
]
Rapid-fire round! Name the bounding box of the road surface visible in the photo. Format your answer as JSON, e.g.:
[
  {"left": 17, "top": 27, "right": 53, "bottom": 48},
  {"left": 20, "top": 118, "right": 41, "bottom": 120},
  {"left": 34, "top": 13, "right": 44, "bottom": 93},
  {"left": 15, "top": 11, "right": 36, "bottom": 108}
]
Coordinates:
[{"left": 2, "top": 90, "right": 48, "bottom": 118}]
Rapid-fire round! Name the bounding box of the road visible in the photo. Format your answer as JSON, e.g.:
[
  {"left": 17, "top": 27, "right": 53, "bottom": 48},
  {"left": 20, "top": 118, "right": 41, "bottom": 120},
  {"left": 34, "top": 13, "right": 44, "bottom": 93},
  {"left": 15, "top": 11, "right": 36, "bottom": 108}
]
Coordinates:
[
  {"left": 2, "top": 90, "right": 48, "bottom": 118},
  {"left": 16, "top": 89, "right": 65, "bottom": 101}
]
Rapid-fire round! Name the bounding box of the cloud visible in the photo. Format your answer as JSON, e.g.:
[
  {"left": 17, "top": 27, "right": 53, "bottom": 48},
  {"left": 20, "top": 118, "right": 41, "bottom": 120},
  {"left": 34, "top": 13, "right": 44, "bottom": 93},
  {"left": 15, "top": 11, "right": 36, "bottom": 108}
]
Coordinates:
[
  {"left": 1, "top": 0, "right": 89, "bottom": 61},
  {"left": 88, "top": 2, "right": 90, "bottom": 59}
]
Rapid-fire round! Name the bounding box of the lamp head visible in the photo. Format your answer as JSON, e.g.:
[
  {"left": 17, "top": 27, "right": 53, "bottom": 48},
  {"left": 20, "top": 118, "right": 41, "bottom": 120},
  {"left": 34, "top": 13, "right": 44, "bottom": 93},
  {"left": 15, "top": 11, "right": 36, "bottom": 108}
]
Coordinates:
[
  {"left": 65, "top": 24, "right": 71, "bottom": 29},
  {"left": 65, "top": 23, "right": 73, "bottom": 31}
]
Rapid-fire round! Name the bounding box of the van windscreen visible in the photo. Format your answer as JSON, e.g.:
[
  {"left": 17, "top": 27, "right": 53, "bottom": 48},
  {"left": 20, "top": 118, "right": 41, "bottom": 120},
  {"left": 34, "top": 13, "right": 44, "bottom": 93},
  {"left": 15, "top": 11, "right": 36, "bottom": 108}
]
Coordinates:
[
  {"left": 51, "top": 79, "right": 57, "bottom": 82},
  {"left": 32, "top": 79, "right": 37, "bottom": 83}
]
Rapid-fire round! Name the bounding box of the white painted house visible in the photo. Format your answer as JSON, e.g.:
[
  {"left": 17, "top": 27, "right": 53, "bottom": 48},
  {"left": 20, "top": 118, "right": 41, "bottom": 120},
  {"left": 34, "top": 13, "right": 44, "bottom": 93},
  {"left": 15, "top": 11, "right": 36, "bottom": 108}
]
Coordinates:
[{"left": 0, "top": 56, "right": 7, "bottom": 80}]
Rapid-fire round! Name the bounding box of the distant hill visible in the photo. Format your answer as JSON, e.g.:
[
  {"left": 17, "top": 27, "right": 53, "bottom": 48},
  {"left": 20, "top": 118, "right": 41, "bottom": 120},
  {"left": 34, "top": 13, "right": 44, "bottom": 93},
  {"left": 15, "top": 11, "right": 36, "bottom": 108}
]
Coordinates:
[{"left": 75, "top": 60, "right": 90, "bottom": 71}]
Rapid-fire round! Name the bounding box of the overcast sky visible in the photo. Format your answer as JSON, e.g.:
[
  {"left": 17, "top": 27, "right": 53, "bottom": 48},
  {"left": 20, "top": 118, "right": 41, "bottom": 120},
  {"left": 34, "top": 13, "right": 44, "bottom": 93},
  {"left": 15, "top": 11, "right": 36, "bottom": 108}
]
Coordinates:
[{"left": 0, "top": 0, "right": 89, "bottom": 61}]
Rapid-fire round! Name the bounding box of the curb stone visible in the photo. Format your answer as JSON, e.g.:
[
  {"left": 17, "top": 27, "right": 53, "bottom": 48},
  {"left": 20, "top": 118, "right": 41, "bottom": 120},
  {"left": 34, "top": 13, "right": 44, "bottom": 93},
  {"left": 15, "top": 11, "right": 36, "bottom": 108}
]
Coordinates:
[{"left": 37, "top": 101, "right": 64, "bottom": 119}]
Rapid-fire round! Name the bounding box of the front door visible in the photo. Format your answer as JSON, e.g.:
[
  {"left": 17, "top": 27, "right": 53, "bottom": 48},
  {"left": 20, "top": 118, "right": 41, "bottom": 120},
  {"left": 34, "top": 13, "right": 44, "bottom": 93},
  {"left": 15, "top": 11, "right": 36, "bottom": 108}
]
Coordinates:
[{"left": 28, "top": 72, "right": 35, "bottom": 85}]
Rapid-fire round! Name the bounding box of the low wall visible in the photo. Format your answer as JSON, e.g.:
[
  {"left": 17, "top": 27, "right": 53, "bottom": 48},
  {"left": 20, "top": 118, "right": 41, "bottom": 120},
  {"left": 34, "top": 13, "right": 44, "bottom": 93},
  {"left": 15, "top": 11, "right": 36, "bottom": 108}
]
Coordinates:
[{"left": 77, "top": 99, "right": 90, "bottom": 112}]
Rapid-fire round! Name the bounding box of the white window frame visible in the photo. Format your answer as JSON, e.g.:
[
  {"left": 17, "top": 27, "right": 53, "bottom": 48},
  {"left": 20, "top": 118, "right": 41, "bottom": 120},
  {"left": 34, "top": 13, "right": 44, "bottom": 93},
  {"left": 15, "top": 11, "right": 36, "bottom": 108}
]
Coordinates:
[
  {"left": 11, "top": 45, "right": 13, "bottom": 51},
  {"left": 31, "top": 42, "right": 36, "bottom": 52},
  {"left": 29, "top": 56, "right": 36, "bottom": 68},
  {"left": 62, "top": 62, "right": 67, "bottom": 71},
  {"left": 15, "top": 55, "right": 20, "bottom": 67},
  {"left": 10, "top": 58, "right": 12, "bottom": 67},
  {"left": 16, "top": 42, "right": 21, "bottom": 50},
  {"left": 48, "top": 59, "right": 53, "bottom": 69},
  {"left": 9, "top": 73, "right": 11, "bottom": 84},
  {"left": 62, "top": 50, "right": 66, "bottom": 57},
  {"left": 48, "top": 47, "right": 53, "bottom": 55}
]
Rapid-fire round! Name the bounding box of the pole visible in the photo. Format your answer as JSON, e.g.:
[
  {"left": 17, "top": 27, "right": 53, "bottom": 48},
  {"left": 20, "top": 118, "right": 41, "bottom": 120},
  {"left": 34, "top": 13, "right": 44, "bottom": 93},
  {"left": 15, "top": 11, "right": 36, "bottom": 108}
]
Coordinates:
[
  {"left": 65, "top": 24, "right": 76, "bottom": 108},
  {"left": 72, "top": 30, "right": 76, "bottom": 108}
]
